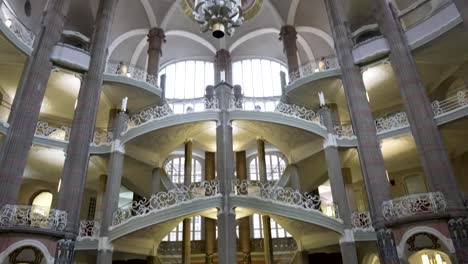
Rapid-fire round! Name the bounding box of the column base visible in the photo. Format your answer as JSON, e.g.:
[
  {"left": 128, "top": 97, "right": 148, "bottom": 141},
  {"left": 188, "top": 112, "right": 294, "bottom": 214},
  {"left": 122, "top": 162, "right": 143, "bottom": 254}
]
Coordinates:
[
  {"left": 241, "top": 252, "right": 252, "bottom": 264},
  {"left": 54, "top": 239, "right": 75, "bottom": 264},
  {"left": 96, "top": 250, "right": 113, "bottom": 264},
  {"left": 340, "top": 242, "right": 359, "bottom": 264},
  {"left": 376, "top": 229, "right": 401, "bottom": 264}
]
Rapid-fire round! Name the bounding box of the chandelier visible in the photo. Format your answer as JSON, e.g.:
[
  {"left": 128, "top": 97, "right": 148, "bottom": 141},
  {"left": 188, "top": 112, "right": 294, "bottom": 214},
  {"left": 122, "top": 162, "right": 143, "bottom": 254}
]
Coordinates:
[{"left": 193, "top": 0, "right": 244, "bottom": 39}]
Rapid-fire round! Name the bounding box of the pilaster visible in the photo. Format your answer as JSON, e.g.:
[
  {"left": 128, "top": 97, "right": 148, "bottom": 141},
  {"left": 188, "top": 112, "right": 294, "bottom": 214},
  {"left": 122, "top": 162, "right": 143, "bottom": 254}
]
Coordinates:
[
  {"left": 279, "top": 25, "right": 300, "bottom": 80},
  {"left": 0, "top": 0, "right": 72, "bottom": 206}
]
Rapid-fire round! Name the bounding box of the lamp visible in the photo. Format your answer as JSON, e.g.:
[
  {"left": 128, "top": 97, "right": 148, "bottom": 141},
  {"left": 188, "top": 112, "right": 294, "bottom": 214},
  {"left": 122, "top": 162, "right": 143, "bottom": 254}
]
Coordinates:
[
  {"left": 4, "top": 18, "right": 12, "bottom": 28},
  {"left": 193, "top": 0, "right": 244, "bottom": 38}
]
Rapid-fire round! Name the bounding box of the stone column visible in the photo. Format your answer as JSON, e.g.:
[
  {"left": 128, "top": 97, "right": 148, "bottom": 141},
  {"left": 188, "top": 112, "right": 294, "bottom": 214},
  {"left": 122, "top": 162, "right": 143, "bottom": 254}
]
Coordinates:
[
  {"left": 146, "top": 28, "right": 165, "bottom": 80},
  {"left": 205, "top": 151, "right": 216, "bottom": 263},
  {"left": 182, "top": 141, "right": 192, "bottom": 264},
  {"left": 95, "top": 174, "right": 108, "bottom": 221},
  {"left": 373, "top": 0, "right": 465, "bottom": 213},
  {"left": 289, "top": 164, "right": 301, "bottom": 192},
  {"left": 215, "top": 83, "right": 237, "bottom": 264},
  {"left": 215, "top": 49, "right": 232, "bottom": 84},
  {"left": 96, "top": 112, "right": 128, "bottom": 264},
  {"left": 159, "top": 74, "right": 166, "bottom": 105},
  {"left": 0, "top": 0, "right": 72, "bottom": 206},
  {"left": 321, "top": 107, "right": 359, "bottom": 264},
  {"left": 56, "top": 0, "right": 119, "bottom": 239},
  {"left": 279, "top": 25, "right": 300, "bottom": 80},
  {"left": 152, "top": 168, "right": 162, "bottom": 194},
  {"left": 236, "top": 151, "right": 252, "bottom": 262},
  {"left": 453, "top": 0, "right": 468, "bottom": 31},
  {"left": 323, "top": 0, "right": 398, "bottom": 263},
  {"left": 256, "top": 139, "right": 274, "bottom": 263},
  {"left": 280, "top": 71, "right": 289, "bottom": 103}
]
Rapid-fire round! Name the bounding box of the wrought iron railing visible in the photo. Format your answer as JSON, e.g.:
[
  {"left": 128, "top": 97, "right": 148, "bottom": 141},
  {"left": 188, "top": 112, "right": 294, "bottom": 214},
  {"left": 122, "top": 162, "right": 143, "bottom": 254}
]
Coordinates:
[
  {"left": 374, "top": 111, "right": 409, "bottom": 134},
  {"left": 382, "top": 192, "right": 447, "bottom": 221},
  {"left": 396, "top": 0, "right": 451, "bottom": 30},
  {"left": 35, "top": 120, "right": 113, "bottom": 146},
  {"left": 105, "top": 61, "right": 159, "bottom": 88},
  {"left": 432, "top": 89, "right": 468, "bottom": 117},
  {"left": 77, "top": 220, "right": 100, "bottom": 241},
  {"left": 229, "top": 97, "right": 323, "bottom": 126},
  {"left": 289, "top": 56, "right": 339, "bottom": 83},
  {"left": 0, "top": 0, "right": 35, "bottom": 48},
  {"left": 0, "top": 205, "right": 67, "bottom": 231},
  {"left": 351, "top": 211, "right": 374, "bottom": 231},
  {"left": 112, "top": 180, "right": 220, "bottom": 226},
  {"left": 232, "top": 180, "right": 339, "bottom": 219}
]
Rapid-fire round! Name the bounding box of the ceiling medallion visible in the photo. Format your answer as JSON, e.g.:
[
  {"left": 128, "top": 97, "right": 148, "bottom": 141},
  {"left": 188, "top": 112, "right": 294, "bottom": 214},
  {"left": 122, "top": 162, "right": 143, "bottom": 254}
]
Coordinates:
[{"left": 192, "top": 0, "right": 244, "bottom": 39}]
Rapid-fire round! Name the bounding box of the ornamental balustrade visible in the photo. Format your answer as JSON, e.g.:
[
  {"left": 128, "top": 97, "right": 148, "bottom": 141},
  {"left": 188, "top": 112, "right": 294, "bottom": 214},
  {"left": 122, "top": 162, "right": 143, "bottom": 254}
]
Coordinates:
[
  {"left": 351, "top": 211, "right": 374, "bottom": 231},
  {"left": 374, "top": 111, "right": 409, "bottom": 134},
  {"left": 105, "top": 61, "right": 159, "bottom": 88},
  {"left": 112, "top": 180, "right": 220, "bottom": 226},
  {"left": 125, "top": 99, "right": 219, "bottom": 131},
  {"left": 35, "top": 120, "right": 113, "bottom": 145},
  {"left": 0, "top": 0, "right": 35, "bottom": 48},
  {"left": 229, "top": 97, "right": 323, "bottom": 126},
  {"left": 396, "top": 0, "right": 451, "bottom": 30},
  {"left": 232, "top": 180, "right": 339, "bottom": 219},
  {"left": 290, "top": 56, "right": 339, "bottom": 83},
  {"left": 382, "top": 192, "right": 447, "bottom": 221},
  {"left": 0, "top": 205, "right": 67, "bottom": 231},
  {"left": 77, "top": 220, "right": 100, "bottom": 241},
  {"left": 334, "top": 123, "right": 354, "bottom": 139},
  {"left": 432, "top": 89, "right": 468, "bottom": 117}
]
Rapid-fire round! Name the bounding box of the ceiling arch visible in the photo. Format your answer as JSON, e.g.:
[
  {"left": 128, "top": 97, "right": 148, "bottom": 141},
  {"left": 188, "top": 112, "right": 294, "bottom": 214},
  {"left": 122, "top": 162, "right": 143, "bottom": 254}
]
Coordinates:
[
  {"left": 140, "top": 0, "right": 158, "bottom": 27},
  {"left": 166, "top": 30, "right": 217, "bottom": 54},
  {"left": 287, "top": 0, "right": 301, "bottom": 25},
  {"left": 108, "top": 29, "right": 148, "bottom": 61},
  {"left": 296, "top": 26, "right": 334, "bottom": 49}
]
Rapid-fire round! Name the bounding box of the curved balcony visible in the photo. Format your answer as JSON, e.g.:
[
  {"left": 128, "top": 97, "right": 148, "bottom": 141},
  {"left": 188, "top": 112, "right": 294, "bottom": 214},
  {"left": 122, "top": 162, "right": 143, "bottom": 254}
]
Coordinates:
[
  {"left": 50, "top": 43, "right": 90, "bottom": 71},
  {"left": 0, "top": 204, "right": 67, "bottom": 232},
  {"left": 104, "top": 61, "right": 161, "bottom": 96},
  {"left": 382, "top": 192, "right": 447, "bottom": 221},
  {"left": 0, "top": 0, "right": 35, "bottom": 54}
]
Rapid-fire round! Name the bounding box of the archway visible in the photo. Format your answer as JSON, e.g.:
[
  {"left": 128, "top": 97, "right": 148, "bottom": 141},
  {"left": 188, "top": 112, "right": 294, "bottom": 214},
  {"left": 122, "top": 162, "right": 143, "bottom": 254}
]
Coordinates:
[{"left": 7, "top": 246, "right": 46, "bottom": 264}]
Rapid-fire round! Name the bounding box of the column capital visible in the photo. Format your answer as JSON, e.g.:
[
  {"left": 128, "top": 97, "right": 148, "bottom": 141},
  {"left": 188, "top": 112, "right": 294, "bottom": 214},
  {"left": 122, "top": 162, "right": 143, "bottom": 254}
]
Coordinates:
[
  {"left": 147, "top": 27, "right": 166, "bottom": 51},
  {"left": 279, "top": 25, "right": 298, "bottom": 41}
]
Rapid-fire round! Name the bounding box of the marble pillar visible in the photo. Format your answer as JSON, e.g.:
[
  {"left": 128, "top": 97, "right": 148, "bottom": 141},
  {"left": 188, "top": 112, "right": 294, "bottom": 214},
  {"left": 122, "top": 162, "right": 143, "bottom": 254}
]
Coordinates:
[
  {"left": 0, "top": 0, "right": 72, "bottom": 206},
  {"left": 279, "top": 25, "right": 300, "bottom": 80},
  {"left": 56, "top": 0, "right": 119, "bottom": 243},
  {"left": 182, "top": 141, "right": 192, "bottom": 264},
  {"left": 236, "top": 151, "right": 252, "bottom": 263},
  {"left": 215, "top": 49, "right": 232, "bottom": 84},
  {"left": 215, "top": 83, "right": 237, "bottom": 264},
  {"left": 373, "top": 0, "right": 465, "bottom": 214},
  {"left": 146, "top": 28, "right": 165, "bottom": 80},
  {"left": 95, "top": 174, "right": 108, "bottom": 221},
  {"left": 205, "top": 151, "right": 216, "bottom": 263},
  {"left": 96, "top": 112, "right": 129, "bottom": 263}
]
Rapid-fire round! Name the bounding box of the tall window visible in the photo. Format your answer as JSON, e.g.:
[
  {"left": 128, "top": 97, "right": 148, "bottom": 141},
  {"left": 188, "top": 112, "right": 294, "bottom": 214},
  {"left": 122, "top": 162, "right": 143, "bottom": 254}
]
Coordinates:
[
  {"left": 252, "top": 214, "right": 291, "bottom": 239},
  {"left": 164, "top": 156, "right": 203, "bottom": 184},
  {"left": 163, "top": 216, "right": 202, "bottom": 241},
  {"left": 232, "top": 59, "right": 288, "bottom": 98},
  {"left": 249, "top": 153, "right": 287, "bottom": 181},
  {"left": 159, "top": 60, "right": 214, "bottom": 100}
]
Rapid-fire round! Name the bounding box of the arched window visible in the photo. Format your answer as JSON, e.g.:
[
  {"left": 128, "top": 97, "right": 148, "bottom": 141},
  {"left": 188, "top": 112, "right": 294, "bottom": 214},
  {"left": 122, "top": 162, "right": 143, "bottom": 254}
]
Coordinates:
[
  {"left": 164, "top": 156, "right": 203, "bottom": 184},
  {"left": 252, "top": 214, "right": 291, "bottom": 239},
  {"left": 163, "top": 216, "right": 202, "bottom": 241},
  {"left": 233, "top": 59, "right": 288, "bottom": 99},
  {"left": 159, "top": 60, "right": 214, "bottom": 100},
  {"left": 31, "top": 191, "right": 53, "bottom": 216},
  {"left": 249, "top": 153, "right": 287, "bottom": 181}
]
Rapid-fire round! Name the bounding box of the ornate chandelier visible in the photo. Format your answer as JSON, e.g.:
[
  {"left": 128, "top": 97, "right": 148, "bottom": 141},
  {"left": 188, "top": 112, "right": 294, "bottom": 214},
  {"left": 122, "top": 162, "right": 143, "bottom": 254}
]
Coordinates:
[{"left": 193, "top": 0, "right": 244, "bottom": 39}]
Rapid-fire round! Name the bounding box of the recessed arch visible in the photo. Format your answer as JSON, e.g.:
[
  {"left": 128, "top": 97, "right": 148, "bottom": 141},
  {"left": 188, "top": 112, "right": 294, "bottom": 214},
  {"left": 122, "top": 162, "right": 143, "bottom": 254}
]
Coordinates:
[
  {"left": 296, "top": 26, "right": 335, "bottom": 49},
  {"left": 108, "top": 29, "right": 149, "bottom": 61},
  {"left": 0, "top": 240, "right": 54, "bottom": 264},
  {"left": 165, "top": 30, "right": 217, "bottom": 54},
  {"left": 397, "top": 226, "right": 456, "bottom": 258}
]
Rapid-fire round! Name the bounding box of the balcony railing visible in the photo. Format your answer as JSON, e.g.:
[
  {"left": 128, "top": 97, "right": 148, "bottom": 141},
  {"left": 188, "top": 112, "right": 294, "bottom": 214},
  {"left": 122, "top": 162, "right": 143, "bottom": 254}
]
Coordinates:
[
  {"left": 229, "top": 97, "right": 323, "bottom": 126},
  {"left": 35, "top": 120, "right": 113, "bottom": 146},
  {"left": 351, "top": 211, "right": 374, "bottom": 231},
  {"left": 289, "top": 56, "right": 339, "bottom": 83},
  {"left": 382, "top": 192, "right": 447, "bottom": 221},
  {"left": 396, "top": 0, "right": 451, "bottom": 30},
  {"left": 0, "top": 205, "right": 67, "bottom": 231},
  {"left": 232, "top": 180, "right": 339, "bottom": 219},
  {"left": 334, "top": 86, "right": 468, "bottom": 139},
  {"left": 77, "top": 220, "right": 100, "bottom": 241},
  {"left": 112, "top": 180, "right": 220, "bottom": 226},
  {"left": 105, "top": 61, "right": 159, "bottom": 88},
  {"left": 0, "top": 0, "right": 35, "bottom": 48}
]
